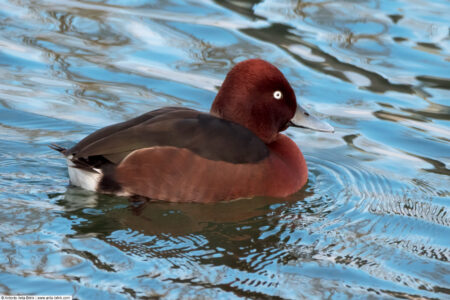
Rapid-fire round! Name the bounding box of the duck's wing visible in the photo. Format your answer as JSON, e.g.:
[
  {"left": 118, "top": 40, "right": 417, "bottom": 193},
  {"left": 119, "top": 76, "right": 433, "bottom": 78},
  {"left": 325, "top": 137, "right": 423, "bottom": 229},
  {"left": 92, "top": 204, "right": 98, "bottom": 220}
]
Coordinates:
[
  {"left": 66, "top": 106, "right": 186, "bottom": 161},
  {"left": 65, "top": 106, "right": 269, "bottom": 170}
]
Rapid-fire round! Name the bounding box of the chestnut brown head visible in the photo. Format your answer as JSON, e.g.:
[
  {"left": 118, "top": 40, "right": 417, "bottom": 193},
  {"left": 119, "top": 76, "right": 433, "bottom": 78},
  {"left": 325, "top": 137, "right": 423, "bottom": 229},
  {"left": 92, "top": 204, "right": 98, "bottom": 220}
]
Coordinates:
[{"left": 211, "top": 59, "right": 334, "bottom": 143}]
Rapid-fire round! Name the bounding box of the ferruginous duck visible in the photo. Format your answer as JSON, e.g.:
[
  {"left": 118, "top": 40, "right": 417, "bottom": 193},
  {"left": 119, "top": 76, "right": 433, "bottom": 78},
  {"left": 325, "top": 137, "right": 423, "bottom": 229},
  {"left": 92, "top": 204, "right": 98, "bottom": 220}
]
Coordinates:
[{"left": 51, "top": 59, "right": 334, "bottom": 202}]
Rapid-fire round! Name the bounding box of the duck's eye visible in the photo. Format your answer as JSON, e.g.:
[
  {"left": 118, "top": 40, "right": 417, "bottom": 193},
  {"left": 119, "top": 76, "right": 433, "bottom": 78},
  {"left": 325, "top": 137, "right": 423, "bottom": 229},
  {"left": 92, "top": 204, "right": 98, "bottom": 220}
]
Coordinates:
[{"left": 273, "top": 90, "right": 283, "bottom": 100}]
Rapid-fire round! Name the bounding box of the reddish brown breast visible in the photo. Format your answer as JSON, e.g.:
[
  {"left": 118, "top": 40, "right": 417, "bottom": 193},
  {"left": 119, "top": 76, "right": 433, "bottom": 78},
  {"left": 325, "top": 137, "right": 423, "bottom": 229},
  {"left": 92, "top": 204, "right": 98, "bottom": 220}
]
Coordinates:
[
  {"left": 114, "top": 134, "right": 307, "bottom": 202},
  {"left": 263, "top": 134, "right": 308, "bottom": 197}
]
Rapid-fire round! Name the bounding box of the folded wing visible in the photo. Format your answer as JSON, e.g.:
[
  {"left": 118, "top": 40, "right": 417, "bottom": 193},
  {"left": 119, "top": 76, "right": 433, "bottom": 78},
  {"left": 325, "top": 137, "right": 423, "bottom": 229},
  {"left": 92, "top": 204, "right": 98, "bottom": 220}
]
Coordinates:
[{"left": 66, "top": 107, "right": 269, "bottom": 170}]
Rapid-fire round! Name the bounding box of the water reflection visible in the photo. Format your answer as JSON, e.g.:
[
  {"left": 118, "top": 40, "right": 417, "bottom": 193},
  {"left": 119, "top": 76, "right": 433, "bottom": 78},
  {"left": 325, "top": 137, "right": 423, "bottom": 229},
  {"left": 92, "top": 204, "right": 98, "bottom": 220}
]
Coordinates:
[
  {"left": 61, "top": 186, "right": 313, "bottom": 236},
  {"left": 56, "top": 187, "right": 319, "bottom": 298}
]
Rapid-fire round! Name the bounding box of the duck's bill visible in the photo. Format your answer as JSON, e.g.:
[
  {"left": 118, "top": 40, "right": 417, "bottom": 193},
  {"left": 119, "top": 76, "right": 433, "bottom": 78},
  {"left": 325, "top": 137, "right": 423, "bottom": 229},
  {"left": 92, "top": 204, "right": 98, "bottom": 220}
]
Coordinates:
[{"left": 289, "top": 104, "right": 334, "bottom": 133}]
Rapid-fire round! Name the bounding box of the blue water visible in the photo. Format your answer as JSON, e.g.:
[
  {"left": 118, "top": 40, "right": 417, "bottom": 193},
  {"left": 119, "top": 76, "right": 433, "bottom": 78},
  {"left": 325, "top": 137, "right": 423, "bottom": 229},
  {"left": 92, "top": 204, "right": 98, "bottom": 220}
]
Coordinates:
[{"left": 0, "top": 0, "right": 449, "bottom": 299}]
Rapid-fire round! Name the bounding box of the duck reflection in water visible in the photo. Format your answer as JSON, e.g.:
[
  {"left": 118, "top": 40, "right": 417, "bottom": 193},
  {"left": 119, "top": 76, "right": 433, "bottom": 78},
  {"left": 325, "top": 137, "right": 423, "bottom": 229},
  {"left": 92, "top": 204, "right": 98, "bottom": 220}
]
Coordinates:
[{"left": 59, "top": 185, "right": 313, "bottom": 237}]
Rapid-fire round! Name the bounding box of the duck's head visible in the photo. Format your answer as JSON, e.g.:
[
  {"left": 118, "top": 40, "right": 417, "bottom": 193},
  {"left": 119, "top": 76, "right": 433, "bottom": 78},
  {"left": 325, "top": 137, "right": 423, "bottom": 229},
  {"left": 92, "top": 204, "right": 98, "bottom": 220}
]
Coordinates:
[{"left": 211, "top": 59, "right": 333, "bottom": 143}]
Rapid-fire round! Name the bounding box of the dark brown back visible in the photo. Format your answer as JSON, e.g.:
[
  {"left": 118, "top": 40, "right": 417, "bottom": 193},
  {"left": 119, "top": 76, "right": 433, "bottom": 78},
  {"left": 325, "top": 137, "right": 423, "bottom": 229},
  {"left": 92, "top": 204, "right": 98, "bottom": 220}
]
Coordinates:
[{"left": 67, "top": 107, "right": 269, "bottom": 165}]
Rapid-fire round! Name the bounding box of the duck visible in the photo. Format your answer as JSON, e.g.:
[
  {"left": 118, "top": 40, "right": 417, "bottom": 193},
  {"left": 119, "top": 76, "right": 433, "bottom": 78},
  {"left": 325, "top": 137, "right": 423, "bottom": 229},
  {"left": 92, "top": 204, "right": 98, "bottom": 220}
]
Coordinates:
[{"left": 51, "top": 59, "right": 334, "bottom": 202}]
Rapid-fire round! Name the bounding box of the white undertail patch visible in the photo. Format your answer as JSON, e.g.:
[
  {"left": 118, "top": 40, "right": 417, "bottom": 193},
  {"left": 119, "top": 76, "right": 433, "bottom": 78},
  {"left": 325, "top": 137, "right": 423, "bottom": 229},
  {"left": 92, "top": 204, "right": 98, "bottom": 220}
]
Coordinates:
[{"left": 67, "top": 160, "right": 102, "bottom": 191}]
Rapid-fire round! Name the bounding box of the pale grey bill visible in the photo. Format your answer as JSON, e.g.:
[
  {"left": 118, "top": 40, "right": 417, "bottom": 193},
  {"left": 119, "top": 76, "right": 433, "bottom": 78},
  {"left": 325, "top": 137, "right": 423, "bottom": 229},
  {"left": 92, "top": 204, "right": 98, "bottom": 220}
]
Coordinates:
[{"left": 290, "top": 104, "right": 334, "bottom": 133}]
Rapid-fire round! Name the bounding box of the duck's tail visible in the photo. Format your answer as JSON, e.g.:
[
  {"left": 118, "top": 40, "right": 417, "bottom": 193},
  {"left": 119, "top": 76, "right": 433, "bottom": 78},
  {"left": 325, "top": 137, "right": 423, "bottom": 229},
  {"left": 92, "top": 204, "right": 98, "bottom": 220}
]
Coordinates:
[{"left": 49, "top": 143, "right": 67, "bottom": 154}]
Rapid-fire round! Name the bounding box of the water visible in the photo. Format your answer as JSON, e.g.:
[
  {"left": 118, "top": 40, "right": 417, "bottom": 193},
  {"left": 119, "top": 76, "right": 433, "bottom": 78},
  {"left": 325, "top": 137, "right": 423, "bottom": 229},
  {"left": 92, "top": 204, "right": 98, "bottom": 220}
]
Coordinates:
[{"left": 0, "top": 0, "right": 449, "bottom": 298}]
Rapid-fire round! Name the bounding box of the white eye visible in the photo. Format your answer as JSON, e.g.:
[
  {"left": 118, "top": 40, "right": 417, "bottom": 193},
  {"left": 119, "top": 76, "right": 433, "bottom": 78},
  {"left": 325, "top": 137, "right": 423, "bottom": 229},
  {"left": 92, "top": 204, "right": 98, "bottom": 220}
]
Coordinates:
[{"left": 273, "top": 90, "right": 283, "bottom": 100}]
